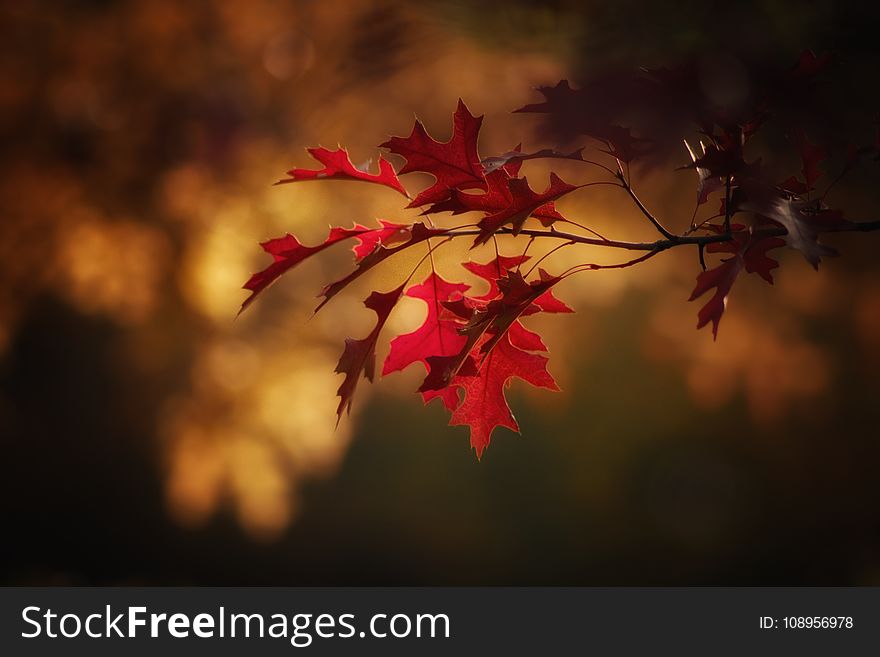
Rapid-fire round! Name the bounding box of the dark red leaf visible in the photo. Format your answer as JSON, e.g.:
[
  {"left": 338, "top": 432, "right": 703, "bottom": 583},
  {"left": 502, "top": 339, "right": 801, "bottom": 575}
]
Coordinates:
[
  {"left": 448, "top": 329, "right": 558, "bottom": 459},
  {"left": 352, "top": 220, "right": 411, "bottom": 260},
  {"left": 420, "top": 265, "right": 564, "bottom": 392},
  {"left": 423, "top": 166, "right": 565, "bottom": 227},
  {"left": 514, "top": 80, "right": 648, "bottom": 162},
  {"left": 335, "top": 284, "right": 405, "bottom": 422},
  {"left": 240, "top": 225, "right": 369, "bottom": 314},
  {"left": 473, "top": 173, "right": 578, "bottom": 245},
  {"left": 382, "top": 273, "right": 470, "bottom": 411},
  {"left": 756, "top": 198, "right": 837, "bottom": 269},
  {"left": 787, "top": 50, "right": 830, "bottom": 81},
  {"left": 462, "top": 256, "right": 572, "bottom": 313},
  {"left": 790, "top": 128, "right": 830, "bottom": 191},
  {"left": 276, "top": 146, "right": 409, "bottom": 197},
  {"left": 681, "top": 141, "right": 760, "bottom": 180},
  {"left": 513, "top": 79, "right": 578, "bottom": 115},
  {"left": 684, "top": 139, "right": 725, "bottom": 206},
  {"left": 318, "top": 222, "right": 448, "bottom": 311},
  {"left": 689, "top": 257, "right": 742, "bottom": 338},
  {"left": 690, "top": 228, "right": 785, "bottom": 336},
  {"left": 704, "top": 225, "right": 786, "bottom": 283},
  {"left": 402, "top": 258, "right": 566, "bottom": 456},
  {"left": 779, "top": 175, "right": 810, "bottom": 196},
  {"left": 381, "top": 99, "right": 486, "bottom": 208}
]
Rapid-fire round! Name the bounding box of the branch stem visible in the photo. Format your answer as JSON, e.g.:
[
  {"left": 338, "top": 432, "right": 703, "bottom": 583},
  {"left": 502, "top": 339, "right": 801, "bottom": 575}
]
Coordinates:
[
  {"left": 444, "top": 219, "right": 880, "bottom": 253},
  {"left": 615, "top": 173, "right": 676, "bottom": 239}
]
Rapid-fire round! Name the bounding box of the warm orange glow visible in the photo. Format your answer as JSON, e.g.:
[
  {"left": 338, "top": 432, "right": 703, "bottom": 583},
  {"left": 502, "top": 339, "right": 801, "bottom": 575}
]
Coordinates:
[{"left": 2, "top": 0, "right": 875, "bottom": 544}]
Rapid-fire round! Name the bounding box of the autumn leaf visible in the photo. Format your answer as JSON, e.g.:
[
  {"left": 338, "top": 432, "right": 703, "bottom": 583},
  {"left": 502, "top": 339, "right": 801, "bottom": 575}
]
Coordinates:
[
  {"left": 704, "top": 226, "right": 785, "bottom": 283},
  {"left": 684, "top": 139, "right": 725, "bottom": 206},
  {"left": 419, "top": 259, "right": 567, "bottom": 393},
  {"left": 381, "top": 99, "right": 486, "bottom": 208},
  {"left": 596, "top": 124, "right": 647, "bottom": 162},
  {"left": 779, "top": 175, "right": 810, "bottom": 196},
  {"left": 382, "top": 273, "right": 470, "bottom": 411},
  {"left": 475, "top": 269, "right": 565, "bottom": 357},
  {"left": 276, "top": 146, "right": 409, "bottom": 197},
  {"left": 514, "top": 80, "right": 648, "bottom": 162},
  {"left": 759, "top": 198, "right": 837, "bottom": 269},
  {"left": 352, "top": 220, "right": 412, "bottom": 260},
  {"left": 424, "top": 165, "right": 565, "bottom": 227},
  {"left": 792, "top": 129, "right": 830, "bottom": 191},
  {"left": 335, "top": 284, "right": 405, "bottom": 422},
  {"left": 787, "top": 50, "right": 830, "bottom": 81},
  {"left": 240, "top": 225, "right": 370, "bottom": 313},
  {"left": 462, "top": 256, "right": 572, "bottom": 313},
  {"left": 513, "top": 79, "right": 580, "bottom": 115},
  {"left": 448, "top": 328, "right": 558, "bottom": 459},
  {"left": 318, "top": 222, "right": 448, "bottom": 312},
  {"left": 689, "top": 226, "right": 785, "bottom": 337},
  {"left": 680, "top": 140, "right": 760, "bottom": 180},
  {"left": 473, "top": 173, "right": 578, "bottom": 245},
  {"left": 689, "top": 258, "right": 741, "bottom": 338},
  {"left": 240, "top": 222, "right": 422, "bottom": 313}
]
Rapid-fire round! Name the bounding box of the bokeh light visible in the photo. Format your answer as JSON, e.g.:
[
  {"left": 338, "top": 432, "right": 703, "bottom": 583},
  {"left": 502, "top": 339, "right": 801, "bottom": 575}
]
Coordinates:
[{"left": 3, "top": 0, "right": 880, "bottom": 585}]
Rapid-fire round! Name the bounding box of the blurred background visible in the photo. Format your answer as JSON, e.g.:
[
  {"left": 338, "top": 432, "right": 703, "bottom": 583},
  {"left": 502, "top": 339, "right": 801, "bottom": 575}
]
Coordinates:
[{"left": 2, "top": 0, "right": 880, "bottom": 585}]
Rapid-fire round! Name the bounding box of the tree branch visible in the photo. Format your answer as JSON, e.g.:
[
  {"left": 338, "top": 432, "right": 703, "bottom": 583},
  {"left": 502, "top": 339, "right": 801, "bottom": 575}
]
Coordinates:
[
  {"left": 445, "top": 219, "right": 880, "bottom": 253},
  {"left": 614, "top": 172, "right": 676, "bottom": 239}
]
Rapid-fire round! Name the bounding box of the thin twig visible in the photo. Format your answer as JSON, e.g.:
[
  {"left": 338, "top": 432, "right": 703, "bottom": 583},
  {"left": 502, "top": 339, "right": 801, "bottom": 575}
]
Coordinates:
[
  {"left": 517, "top": 236, "right": 536, "bottom": 271},
  {"left": 557, "top": 218, "right": 611, "bottom": 242},
  {"left": 615, "top": 172, "right": 676, "bottom": 239},
  {"left": 560, "top": 250, "right": 661, "bottom": 278},
  {"left": 524, "top": 241, "right": 575, "bottom": 278},
  {"left": 723, "top": 175, "right": 732, "bottom": 233}
]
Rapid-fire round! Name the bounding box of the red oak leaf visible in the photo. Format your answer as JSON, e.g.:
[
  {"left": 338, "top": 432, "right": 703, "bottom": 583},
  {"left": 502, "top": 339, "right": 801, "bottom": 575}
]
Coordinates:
[
  {"left": 514, "top": 80, "right": 648, "bottom": 162},
  {"left": 787, "top": 50, "right": 830, "bottom": 81},
  {"left": 733, "top": 178, "right": 843, "bottom": 268},
  {"left": 370, "top": 257, "right": 565, "bottom": 456},
  {"left": 318, "top": 222, "right": 447, "bottom": 312},
  {"left": 448, "top": 329, "right": 558, "bottom": 459},
  {"left": 704, "top": 224, "right": 786, "bottom": 283},
  {"left": 425, "top": 166, "right": 565, "bottom": 227},
  {"left": 779, "top": 175, "right": 810, "bottom": 196},
  {"left": 335, "top": 284, "right": 405, "bottom": 422},
  {"left": 419, "top": 265, "right": 565, "bottom": 391},
  {"left": 530, "top": 286, "right": 574, "bottom": 314},
  {"left": 680, "top": 140, "right": 760, "bottom": 180},
  {"left": 422, "top": 169, "right": 518, "bottom": 216},
  {"left": 791, "top": 129, "right": 830, "bottom": 191},
  {"left": 476, "top": 269, "right": 565, "bottom": 356},
  {"left": 513, "top": 79, "right": 580, "bottom": 115},
  {"left": 596, "top": 124, "right": 647, "bottom": 163},
  {"left": 689, "top": 258, "right": 741, "bottom": 339},
  {"left": 240, "top": 225, "right": 370, "bottom": 314},
  {"left": 754, "top": 198, "right": 838, "bottom": 269},
  {"left": 689, "top": 227, "right": 785, "bottom": 337},
  {"left": 462, "top": 256, "right": 573, "bottom": 313},
  {"left": 382, "top": 273, "right": 470, "bottom": 411},
  {"left": 276, "top": 146, "right": 408, "bottom": 197},
  {"left": 473, "top": 173, "right": 578, "bottom": 246},
  {"left": 684, "top": 139, "right": 725, "bottom": 206},
  {"left": 352, "top": 220, "right": 412, "bottom": 260},
  {"left": 507, "top": 320, "right": 549, "bottom": 352},
  {"left": 381, "top": 99, "right": 486, "bottom": 208}
]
